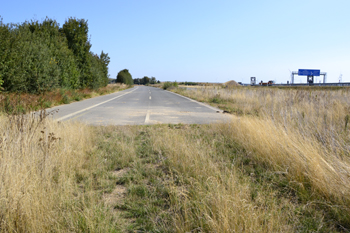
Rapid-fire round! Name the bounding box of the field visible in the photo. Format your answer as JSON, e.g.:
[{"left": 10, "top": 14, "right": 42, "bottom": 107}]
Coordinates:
[{"left": 1, "top": 86, "right": 350, "bottom": 232}]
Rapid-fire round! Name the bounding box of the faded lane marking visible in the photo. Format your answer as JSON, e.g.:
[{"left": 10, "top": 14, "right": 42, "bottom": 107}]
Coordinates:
[{"left": 144, "top": 110, "right": 151, "bottom": 123}]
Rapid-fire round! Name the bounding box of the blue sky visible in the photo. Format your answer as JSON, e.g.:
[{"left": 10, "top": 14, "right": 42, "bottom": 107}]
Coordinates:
[{"left": 2, "top": 0, "right": 350, "bottom": 83}]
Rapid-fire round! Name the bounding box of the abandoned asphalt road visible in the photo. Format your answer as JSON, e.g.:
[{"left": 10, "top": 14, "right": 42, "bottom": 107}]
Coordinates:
[{"left": 47, "top": 86, "right": 231, "bottom": 125}]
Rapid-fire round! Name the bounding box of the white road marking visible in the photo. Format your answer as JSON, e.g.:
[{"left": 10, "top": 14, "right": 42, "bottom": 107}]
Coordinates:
[
  {"left": 144, "top": 110, "right": 151, "bottom": 123},
  {"left": 56, "top": 87, "right": 139, "bottom": 121},
  {"left": 149, "top": 96, "right": 151, "bottom": 100}
]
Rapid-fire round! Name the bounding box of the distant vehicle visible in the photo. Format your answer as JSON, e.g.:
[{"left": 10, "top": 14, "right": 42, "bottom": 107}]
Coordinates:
[
  {"left": 259, "top": 80, "right": 275, "bottom": 86},
  {"left": 238, "top": 82, "right": 243, "bottom": 85}
]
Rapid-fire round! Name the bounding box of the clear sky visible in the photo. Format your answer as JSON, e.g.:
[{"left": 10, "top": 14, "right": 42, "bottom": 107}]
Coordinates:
[{"left": 2, "top": 0, "right": 350, "bottom": 83}]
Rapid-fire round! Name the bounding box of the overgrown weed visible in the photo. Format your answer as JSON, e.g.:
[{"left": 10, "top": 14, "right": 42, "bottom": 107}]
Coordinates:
[
  {"left": 93, "top": 122, "right": 350, "bottom": 232},
  {"left": 0, "top": 112, "right": 119, "bottom": 232}
]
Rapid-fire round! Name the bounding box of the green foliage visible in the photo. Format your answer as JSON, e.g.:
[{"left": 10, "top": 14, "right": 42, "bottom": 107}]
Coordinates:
[
  {"left": 179, "top": 81, "right": 198, "bottom": 85},
  {"left": 162, "top": 81, "right": 178, "bottom": 90},
  {"left": 116, "top": 69, "right": 133, "bottom": 85},
  {"left": 0, "top": 75, "right": 3, "bottom": 92},
  {"left": 0, "top": 17, "right": 110, "bottom": 93},
  {"left": 133, "top": 76, "right": 159, "bottom": 85},
  {"left": 142, "top": 76, "right": 150, "bottom": 85},
  {"left": 150, "top": 77, "right": 157, "bottom": 84},
  {"left": 162, "top": 82, "right": 172, "bottom": 90}
]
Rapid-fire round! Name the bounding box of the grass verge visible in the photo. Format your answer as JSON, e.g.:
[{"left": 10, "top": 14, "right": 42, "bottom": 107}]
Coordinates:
[
  {"left": 2, "top": 113, "right": 349, "bottom": 232},
  {"left": 94, "top": 123, "right": 350, "bottom": 232}
]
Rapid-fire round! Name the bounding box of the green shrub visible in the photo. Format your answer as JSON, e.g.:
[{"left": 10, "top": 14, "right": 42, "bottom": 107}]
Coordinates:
[
  {"left": 0, "top": 17, "right": 110, "bottom": 93},
  {"left": 61, "top": 95, "right": 70, "bottom": 104},
  {"left": 162, "top": 81, "right": 178, "bottom": 90}
]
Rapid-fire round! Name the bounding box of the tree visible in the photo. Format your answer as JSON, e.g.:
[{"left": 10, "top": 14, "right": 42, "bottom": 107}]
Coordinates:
[
  {"left": 61, "top": 18, "right": 92, "bottom": 88},
  {"left": 116, "top": 69, "right": 133, "bottom": 85},
  {"left": 150, "top": 77, "right": 156, "bottom": 84},
  {"left": 133, "top": 78, "right": 141, "bottom": 84},
  {"left": 0, "top": 17, "right": 110, "bottom": 92},
  {"left": 99, "top": 50, "right": 110, "bottom": 79},
  {"left": 142, "top": 76, "right": 150, "bottom": 85}
]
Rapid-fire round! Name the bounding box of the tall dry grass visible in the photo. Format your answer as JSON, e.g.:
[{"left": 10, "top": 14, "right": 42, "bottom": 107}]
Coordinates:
[
  {"left": 100, "top": 122, "right": 349, "bottom": 231},
  {"left": 174, "top": 86, "right": 350, "bottom": 163},
  {"left": 0, "top": 112, "right": 115, "bottom": 232},
  {"left": 168, "top": 86, "right": 350, "bottom": 229},
  {"left": 147, "top": 125, "right": 297, "bottom": 232},
  {"left": 222, "top": 117, "right": 350, "bottom": 203}
]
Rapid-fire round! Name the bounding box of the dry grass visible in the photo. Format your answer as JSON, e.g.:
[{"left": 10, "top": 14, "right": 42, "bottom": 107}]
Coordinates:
[
  {"left": 148, "top": 125, "right": 298, "bottom": 232},
  {"left": 162, "top": 86, "right": 350, "bottom": 231},
  {"left": 2, "top": 85, "right": 350, "bottom": 232},
  {"left": 103, "top": 122, "right": 348, "bottom": 232},
  {"left": 0, "top": 112, "right": 118, "bottom": 232}
]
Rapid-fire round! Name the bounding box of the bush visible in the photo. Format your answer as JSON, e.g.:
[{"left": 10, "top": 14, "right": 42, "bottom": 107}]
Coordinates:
[
  {"left": 162, "top": 81, "right": 178, "bottom": 90},
  {"left": 0, "top": 17, "right": 110, "bottom": 93}
]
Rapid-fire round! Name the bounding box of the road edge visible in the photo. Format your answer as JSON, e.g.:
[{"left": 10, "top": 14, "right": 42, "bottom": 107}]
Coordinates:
[
  {"left": 163, "top": 89, "right": 223, "bottom": 113},
  {"left": 56, "top": 87, "right": 139, "bottom": 121}
]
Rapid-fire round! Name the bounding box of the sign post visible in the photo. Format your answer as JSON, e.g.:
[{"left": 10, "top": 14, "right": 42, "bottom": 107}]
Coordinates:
[
  {"left": 298, "top": 69, "right": 320, "bottom": 85},
  {"left": 250, "top": 77, "right": 256, "bottom": 85}
]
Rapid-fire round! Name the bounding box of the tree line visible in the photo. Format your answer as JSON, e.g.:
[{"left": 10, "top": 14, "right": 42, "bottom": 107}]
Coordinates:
[
  {"left": 115, "top": 69, "right": 159, "bottom": 85},
  {"left": 0, "top": 17, "right": 110, "bottom": 93},
  {"left": 133, "top": 76, "right": 159, "bottom": 85}
]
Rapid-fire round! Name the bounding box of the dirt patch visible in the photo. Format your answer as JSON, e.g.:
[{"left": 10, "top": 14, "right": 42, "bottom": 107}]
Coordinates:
[
  {"left": 103, "top": 185, "right": 127, "bottom": 206},
  {"left": 112, "top": 168, "right": 130, "bottom": 178},
  {"left": 103, "top": 168, "right": 130, "bottom": 207}
]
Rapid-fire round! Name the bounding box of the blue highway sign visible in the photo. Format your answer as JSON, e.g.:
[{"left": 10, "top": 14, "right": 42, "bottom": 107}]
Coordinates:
[{"left": 298, "top": 69, "right": 320, "bottom": 76}]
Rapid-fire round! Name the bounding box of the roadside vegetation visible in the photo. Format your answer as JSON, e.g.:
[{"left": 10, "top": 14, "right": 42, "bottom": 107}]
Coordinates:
[
  {"left": 0, "top": 17, "right": 133, "bottom": 115},
  {"left": 162, "top": 85, "right": 350, "bottom": 231},
  {"left": 2, "top": 85, "right": 350, "bottom": 232},
  {"left": 0, "top": 112, "right": 118, "bottom": 232},
  {"left": 162, "top": 81, "right": 178, "bottom": 90},
  {"left": 0, "top": 17, "right": 110, "bottom": 93},
  {"left": 133, "top": 76, "right": 159, "bottom": 85},
  {"left": 0, "top": 83, "right": 129, "bottom": 114},
  {"left": 115, "top": 69, "right": 160, "bottom": 86}
]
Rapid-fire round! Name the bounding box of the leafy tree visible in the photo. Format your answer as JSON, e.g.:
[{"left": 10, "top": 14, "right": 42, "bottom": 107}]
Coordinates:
[
  {"left": 133, "top": 78, "right": 143, "bottom": 85},
  {"left": 116, "top": 69, "right": 133, "bottom": 85},
  {"left": 99, "top": 51, "right": 110, "bottom": 79},
  {"left": 150, "top": 77, "right": 157, "bottom": 84},
  {"left": 142, "top": 76, "right": 150, "bottom": 85},
  {"left": 61, "top": 18, "right": 92, "bottom": 88},
  {"left": 133, "top": 76, "right": 159, "bottom": 85},
  {"left": 0, "top": 17, "right": 110, "bottom": 92}
]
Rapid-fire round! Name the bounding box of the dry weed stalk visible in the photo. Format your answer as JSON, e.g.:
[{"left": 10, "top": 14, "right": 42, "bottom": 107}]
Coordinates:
[{"left": 0, "top": 111, "right": 94, "bottom": 232}]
